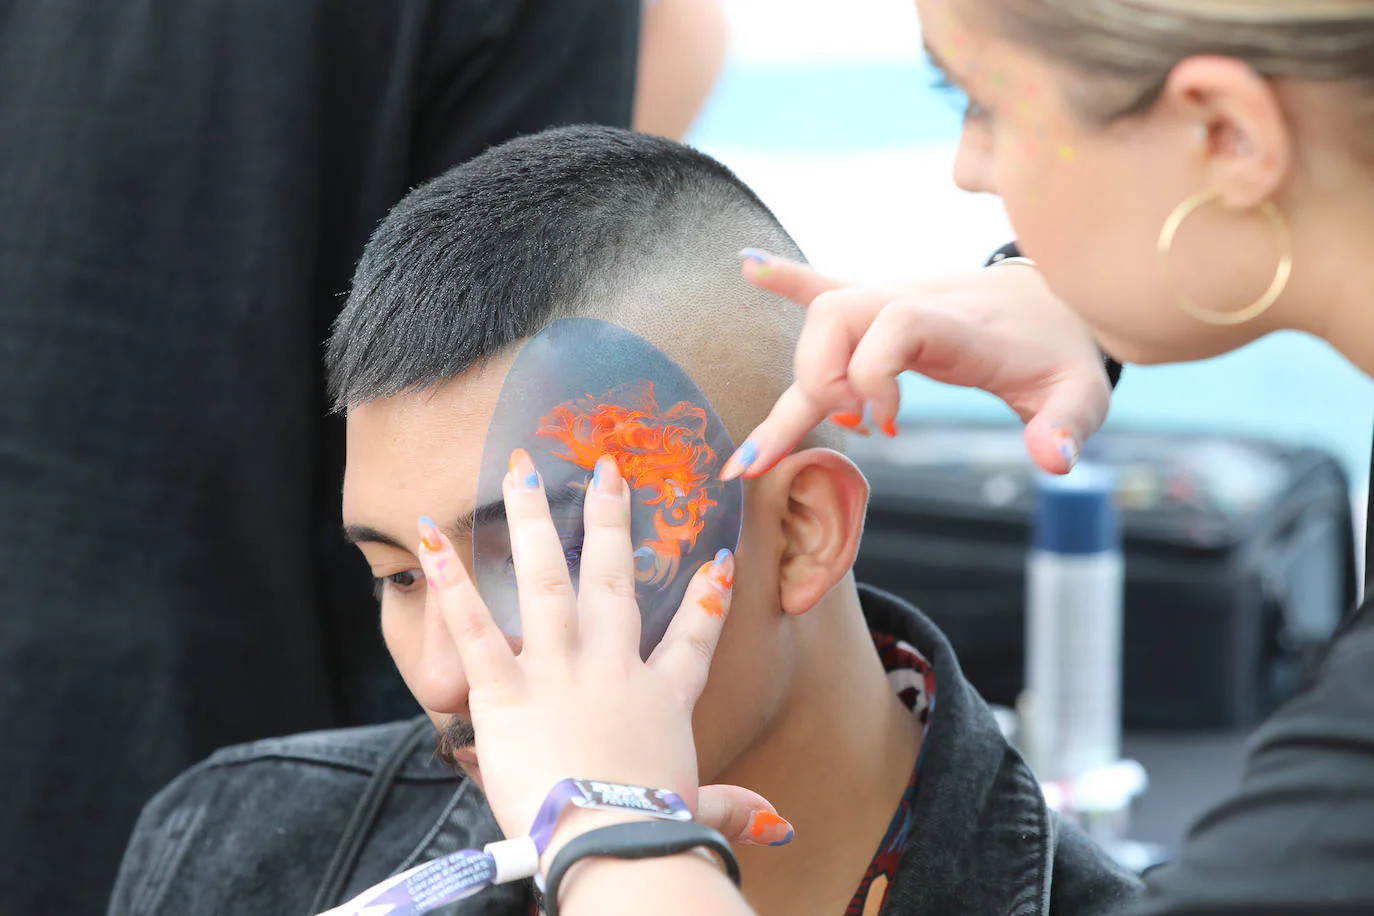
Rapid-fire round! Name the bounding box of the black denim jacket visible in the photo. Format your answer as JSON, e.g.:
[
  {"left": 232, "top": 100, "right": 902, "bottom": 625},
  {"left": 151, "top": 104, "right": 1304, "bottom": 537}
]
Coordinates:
[{"left": 107, "top": 586, "right": 1142, "bottom": 916}]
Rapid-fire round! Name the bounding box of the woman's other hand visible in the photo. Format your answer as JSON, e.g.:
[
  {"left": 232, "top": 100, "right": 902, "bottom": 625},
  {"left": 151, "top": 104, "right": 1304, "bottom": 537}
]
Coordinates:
[{"left": 722, "top": 251, "right": 1113, "bottom": 479}]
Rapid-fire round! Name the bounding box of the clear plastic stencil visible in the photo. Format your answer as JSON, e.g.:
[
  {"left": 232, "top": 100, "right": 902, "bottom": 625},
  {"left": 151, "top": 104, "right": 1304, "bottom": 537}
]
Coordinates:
[{"left": 473, "top": 317, "right": 744, "bottom": 658}]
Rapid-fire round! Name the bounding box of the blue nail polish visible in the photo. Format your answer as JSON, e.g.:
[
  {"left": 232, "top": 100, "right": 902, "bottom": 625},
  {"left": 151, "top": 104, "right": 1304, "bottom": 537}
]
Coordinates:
[
  {"left": 524, "top": 471, "right": 540, "bottom": 488},
  {"left": 715, "top": 548, "right": 731, "bottom": 564},
  {"left": 591, "top": 462, "right": 602, "bottom": 490},
  {"left": 769, "top": 829, "right": 795, "bottom": 847},
  {"left": 419, "top": 515, "right": 437, "bottom": 528},
  {"left": 737, "top": 440, "right": 759, "bottom": 468},
  {"left": 739, "top": 248, "right": 770, "bottom": 264}
]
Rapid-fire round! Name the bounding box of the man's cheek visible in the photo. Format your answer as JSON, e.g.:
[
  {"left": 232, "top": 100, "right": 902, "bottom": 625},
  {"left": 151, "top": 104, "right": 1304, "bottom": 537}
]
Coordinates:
[{"left": 381, "top": 608, "right": 422, "bottom": 684}]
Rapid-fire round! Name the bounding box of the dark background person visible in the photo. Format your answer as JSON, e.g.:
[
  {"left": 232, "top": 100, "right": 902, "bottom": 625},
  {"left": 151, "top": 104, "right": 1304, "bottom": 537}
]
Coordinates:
[{"left": 0, "top": 1, "right": 637, "bottom": 912}]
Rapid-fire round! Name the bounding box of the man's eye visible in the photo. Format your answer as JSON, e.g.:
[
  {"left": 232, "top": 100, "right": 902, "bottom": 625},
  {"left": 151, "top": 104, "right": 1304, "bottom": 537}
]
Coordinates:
[{"left": 372, "top": 568, "right": 423, "bottom": 600}]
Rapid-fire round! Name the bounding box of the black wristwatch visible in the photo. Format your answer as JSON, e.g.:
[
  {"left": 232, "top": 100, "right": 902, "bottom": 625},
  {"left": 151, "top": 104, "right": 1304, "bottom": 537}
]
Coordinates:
[
  {"left": 541, "top": 820, "right": 741, "bottom": 916},
  {"left": 985, "top": 241, "right": 1122, "bottom": 390}
]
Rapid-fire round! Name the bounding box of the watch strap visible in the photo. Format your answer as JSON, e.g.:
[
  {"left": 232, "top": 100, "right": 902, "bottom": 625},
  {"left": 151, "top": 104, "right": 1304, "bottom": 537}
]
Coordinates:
[{"left": 542, "top": 820, "right": 741, "bottom": 916}]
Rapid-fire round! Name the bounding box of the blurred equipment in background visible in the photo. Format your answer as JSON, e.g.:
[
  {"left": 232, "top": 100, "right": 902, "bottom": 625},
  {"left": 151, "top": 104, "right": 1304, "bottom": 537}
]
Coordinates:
[
  {"left": 1021, "top": 466, "right": 1125, "bottom": 782},
  {"left": 854, "top": 425, "right": 1358, "bottom": 730},
  {"left": 1018, "top": 467, "right": 1157, "bottom": 872}
]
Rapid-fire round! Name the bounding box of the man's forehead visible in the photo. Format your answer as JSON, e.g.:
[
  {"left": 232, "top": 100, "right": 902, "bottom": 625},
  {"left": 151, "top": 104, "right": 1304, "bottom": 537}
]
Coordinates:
[
  {"left": 347, "top": 356, "right": 515, "bottom": 447},
  {"left": 341, "top": 358, "right": 516, "bottom": 530}
]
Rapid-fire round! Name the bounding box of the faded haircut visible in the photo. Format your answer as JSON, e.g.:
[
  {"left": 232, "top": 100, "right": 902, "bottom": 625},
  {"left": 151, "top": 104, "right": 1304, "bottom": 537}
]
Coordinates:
[{"left": 326, "top": 125, "right": 811, "bottom": 420}]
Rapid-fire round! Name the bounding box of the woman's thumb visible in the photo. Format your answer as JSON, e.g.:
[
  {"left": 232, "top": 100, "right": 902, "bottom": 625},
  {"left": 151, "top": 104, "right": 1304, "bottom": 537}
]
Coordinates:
[
  {"left": 695, "top": 784, "right": 795, "bottom": 847},
  {"left": 1022, "top": 371, "right": 1111, "bottom": 475}
]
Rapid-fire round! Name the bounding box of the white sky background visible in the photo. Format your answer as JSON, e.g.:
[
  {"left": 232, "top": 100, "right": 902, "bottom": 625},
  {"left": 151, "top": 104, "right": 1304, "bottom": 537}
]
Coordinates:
[
  {"left": 700, "top": 0, "right": 1016, "bottom": 283},
  {"left": 722, "top": 0, "right": 924, "bottom": 68}
]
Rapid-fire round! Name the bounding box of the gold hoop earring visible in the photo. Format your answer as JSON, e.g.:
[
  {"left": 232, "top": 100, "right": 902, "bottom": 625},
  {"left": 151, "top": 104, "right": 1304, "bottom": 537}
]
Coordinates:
[{"left": 1157, "top": 188, "right": 1293, "bottom": 327}]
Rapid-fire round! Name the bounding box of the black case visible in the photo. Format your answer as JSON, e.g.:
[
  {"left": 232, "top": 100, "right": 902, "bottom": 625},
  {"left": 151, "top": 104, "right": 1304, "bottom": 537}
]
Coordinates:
[{"left": 851, "top": 425, "right": 1358, "bottom": 729}]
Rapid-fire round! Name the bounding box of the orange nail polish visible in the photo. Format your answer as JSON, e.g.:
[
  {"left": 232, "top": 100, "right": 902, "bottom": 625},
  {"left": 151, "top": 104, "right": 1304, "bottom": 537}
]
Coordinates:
[
  {"left": 831, "top": 413, "right": 864, "bottom": 428},
  {"left": 880, "top": 417, "right": 899, "bottom": 438},
  {"left": 418, "top": 516, "right": 443, "bottom": 553},
  {"left": 701, "top": 592, "right": 727, "bottom": 618},
  {"left": 508, "top": 448, "right": 540, "bottom": 488},
  {"left": 710, "top": 548, "right": 735, "bottom": 590},
  {"left": 745, "top": 811, "right": 795, "bottom": 846}
]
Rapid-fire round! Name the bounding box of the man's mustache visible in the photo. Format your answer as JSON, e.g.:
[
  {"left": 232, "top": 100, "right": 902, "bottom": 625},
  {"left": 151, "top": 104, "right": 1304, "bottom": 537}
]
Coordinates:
[{"left": 434, "top": 717, "right": 476, "bottom": 770}]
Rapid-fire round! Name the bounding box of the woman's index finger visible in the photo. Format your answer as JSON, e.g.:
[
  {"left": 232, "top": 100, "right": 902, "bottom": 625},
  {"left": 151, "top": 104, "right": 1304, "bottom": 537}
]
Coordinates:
[{"left": 740, "top": 249, "right": 846, "bottom": 307}]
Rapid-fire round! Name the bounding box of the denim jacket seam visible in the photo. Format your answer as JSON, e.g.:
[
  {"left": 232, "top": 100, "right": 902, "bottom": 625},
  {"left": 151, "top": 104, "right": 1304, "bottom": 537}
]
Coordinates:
[
  {"left": 394, "top": 779, "right": 476, "bottom": 873},
  {"left": 202, "top": 748, "right": 459, "bottom": 784},
  {"left": 1033, "top": 794, "right": 1057, "bottom": 916}
]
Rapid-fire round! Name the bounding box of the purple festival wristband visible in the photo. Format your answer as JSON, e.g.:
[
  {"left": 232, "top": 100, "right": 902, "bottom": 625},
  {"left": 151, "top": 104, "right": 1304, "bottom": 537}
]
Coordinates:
[
  {"left": 317, "top": 779, "right": 692, "bottom": 916},
  {"left": 529, "top": 778, "right": 693, "bottom": 855}
]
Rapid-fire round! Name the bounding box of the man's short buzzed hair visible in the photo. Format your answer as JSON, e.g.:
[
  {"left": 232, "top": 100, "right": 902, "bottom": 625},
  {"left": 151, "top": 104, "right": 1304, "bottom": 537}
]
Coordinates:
[{"left": 326, "top": 125, "right": 807, "bottom": 412}]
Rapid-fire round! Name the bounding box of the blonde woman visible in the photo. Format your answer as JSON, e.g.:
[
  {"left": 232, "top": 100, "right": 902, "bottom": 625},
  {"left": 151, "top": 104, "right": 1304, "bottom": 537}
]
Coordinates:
[{"left": 426, "top": 3, "right": 1374, "bottom": 914}]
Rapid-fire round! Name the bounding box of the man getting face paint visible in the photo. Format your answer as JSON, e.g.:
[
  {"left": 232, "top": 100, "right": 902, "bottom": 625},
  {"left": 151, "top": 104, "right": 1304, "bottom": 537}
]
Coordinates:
[{"left": 108, "top": 126, "right": 1139, "bottom": 916}]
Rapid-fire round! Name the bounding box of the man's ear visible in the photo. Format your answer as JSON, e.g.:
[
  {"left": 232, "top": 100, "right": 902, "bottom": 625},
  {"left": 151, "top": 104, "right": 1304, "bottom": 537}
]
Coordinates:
[{"left": 768, "top": 448, "right": 869, "bottom": 617}]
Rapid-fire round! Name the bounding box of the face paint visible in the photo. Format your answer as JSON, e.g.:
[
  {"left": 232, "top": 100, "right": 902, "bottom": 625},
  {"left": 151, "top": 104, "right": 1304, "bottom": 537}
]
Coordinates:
[
  {"left": 538, "top": 382, "right": 717, "bottom": 588},
  {"left": 473, "top": 317, "right": 744, "bottom": 658}
]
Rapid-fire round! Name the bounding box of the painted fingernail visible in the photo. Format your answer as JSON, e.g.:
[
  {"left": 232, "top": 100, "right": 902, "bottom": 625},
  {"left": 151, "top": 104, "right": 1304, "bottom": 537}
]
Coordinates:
[
  {"left": 416, "top": 516, "right": 463, "bottom": 589},
  {"left": 720, "top": 440, "right": 759, "bottom": 481},
  {"left": 743, "top": 811, "right": 795, "bottom": 847},
  {"left": 698, "top": 549, "right": 735, "bottom": 619},
  {"left": 880, "top": 416, "right": 899, "bottom": 438},
  {"left": 830, "top": 413, "right": 872, "bottom": 437},
  {"left": 710, "top": 548, "right": 735, "bottom": 590},
  {"left": 418, "top": 515, "right": 444, "bottom": 553},
  {"left": 508, "top": 448, "right": 540, "bottom": 489},
  {"left": 592, "top": 454, "right": 622, "bottom": 496},
  {"left": 1050, "top": 425, "right": 1080, "bottom": 469},
  {"left": 739, "top": 248, "right": 774, "bottom": 278}
]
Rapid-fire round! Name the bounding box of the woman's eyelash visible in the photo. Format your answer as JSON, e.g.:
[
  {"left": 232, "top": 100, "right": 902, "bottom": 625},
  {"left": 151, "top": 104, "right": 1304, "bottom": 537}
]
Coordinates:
[{"left": 928, "top": 70, "right": 988, "bottom": 121}]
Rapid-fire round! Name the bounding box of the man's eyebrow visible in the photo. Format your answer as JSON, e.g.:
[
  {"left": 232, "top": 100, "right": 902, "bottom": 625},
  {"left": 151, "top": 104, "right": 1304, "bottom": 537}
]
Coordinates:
[
  {"left": 453, "top": 480, "right": 592, "bottom": 537},
  {"left": 342, "top": 524, "right": 409, "bottom": 550},
  {"left": 344, "top": 480, "right": 594, "bottom": 550}
]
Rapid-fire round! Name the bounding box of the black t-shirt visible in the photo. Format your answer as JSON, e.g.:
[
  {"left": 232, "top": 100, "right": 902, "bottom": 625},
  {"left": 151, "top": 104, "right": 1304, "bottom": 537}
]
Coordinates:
[{"left": 0, "top": 1, "right": 637, "bottom": 911}]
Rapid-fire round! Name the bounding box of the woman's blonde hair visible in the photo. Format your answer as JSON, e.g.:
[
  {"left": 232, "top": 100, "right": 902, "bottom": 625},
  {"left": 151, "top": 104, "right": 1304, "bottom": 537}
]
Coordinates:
[{"left": 981, "top": 0, "right": 1374, "bottom": 130}]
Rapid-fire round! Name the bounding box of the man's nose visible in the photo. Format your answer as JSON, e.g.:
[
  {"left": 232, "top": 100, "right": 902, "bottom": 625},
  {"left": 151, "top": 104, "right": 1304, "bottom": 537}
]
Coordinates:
[
  {"left": 411, "top": 588, "right": 473, "bottom": 713},
  {"left": 411, "top": 590, "right": 524, "bottom": 712}
]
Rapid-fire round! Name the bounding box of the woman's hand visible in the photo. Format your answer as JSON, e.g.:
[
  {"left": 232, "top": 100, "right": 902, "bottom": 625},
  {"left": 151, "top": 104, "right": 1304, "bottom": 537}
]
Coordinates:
[
  {"left": 415, "top": 449, "right": 789, "bottom": 863},
  {"left": 721, "top": 251, "right": 1113, "bottom": 479}
]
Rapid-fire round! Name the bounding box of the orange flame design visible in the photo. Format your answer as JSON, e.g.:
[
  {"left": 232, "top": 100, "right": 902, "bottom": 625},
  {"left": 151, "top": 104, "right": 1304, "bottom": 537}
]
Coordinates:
[{"left": 537, "top": 381, "right": 718, "bottom": 587}]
